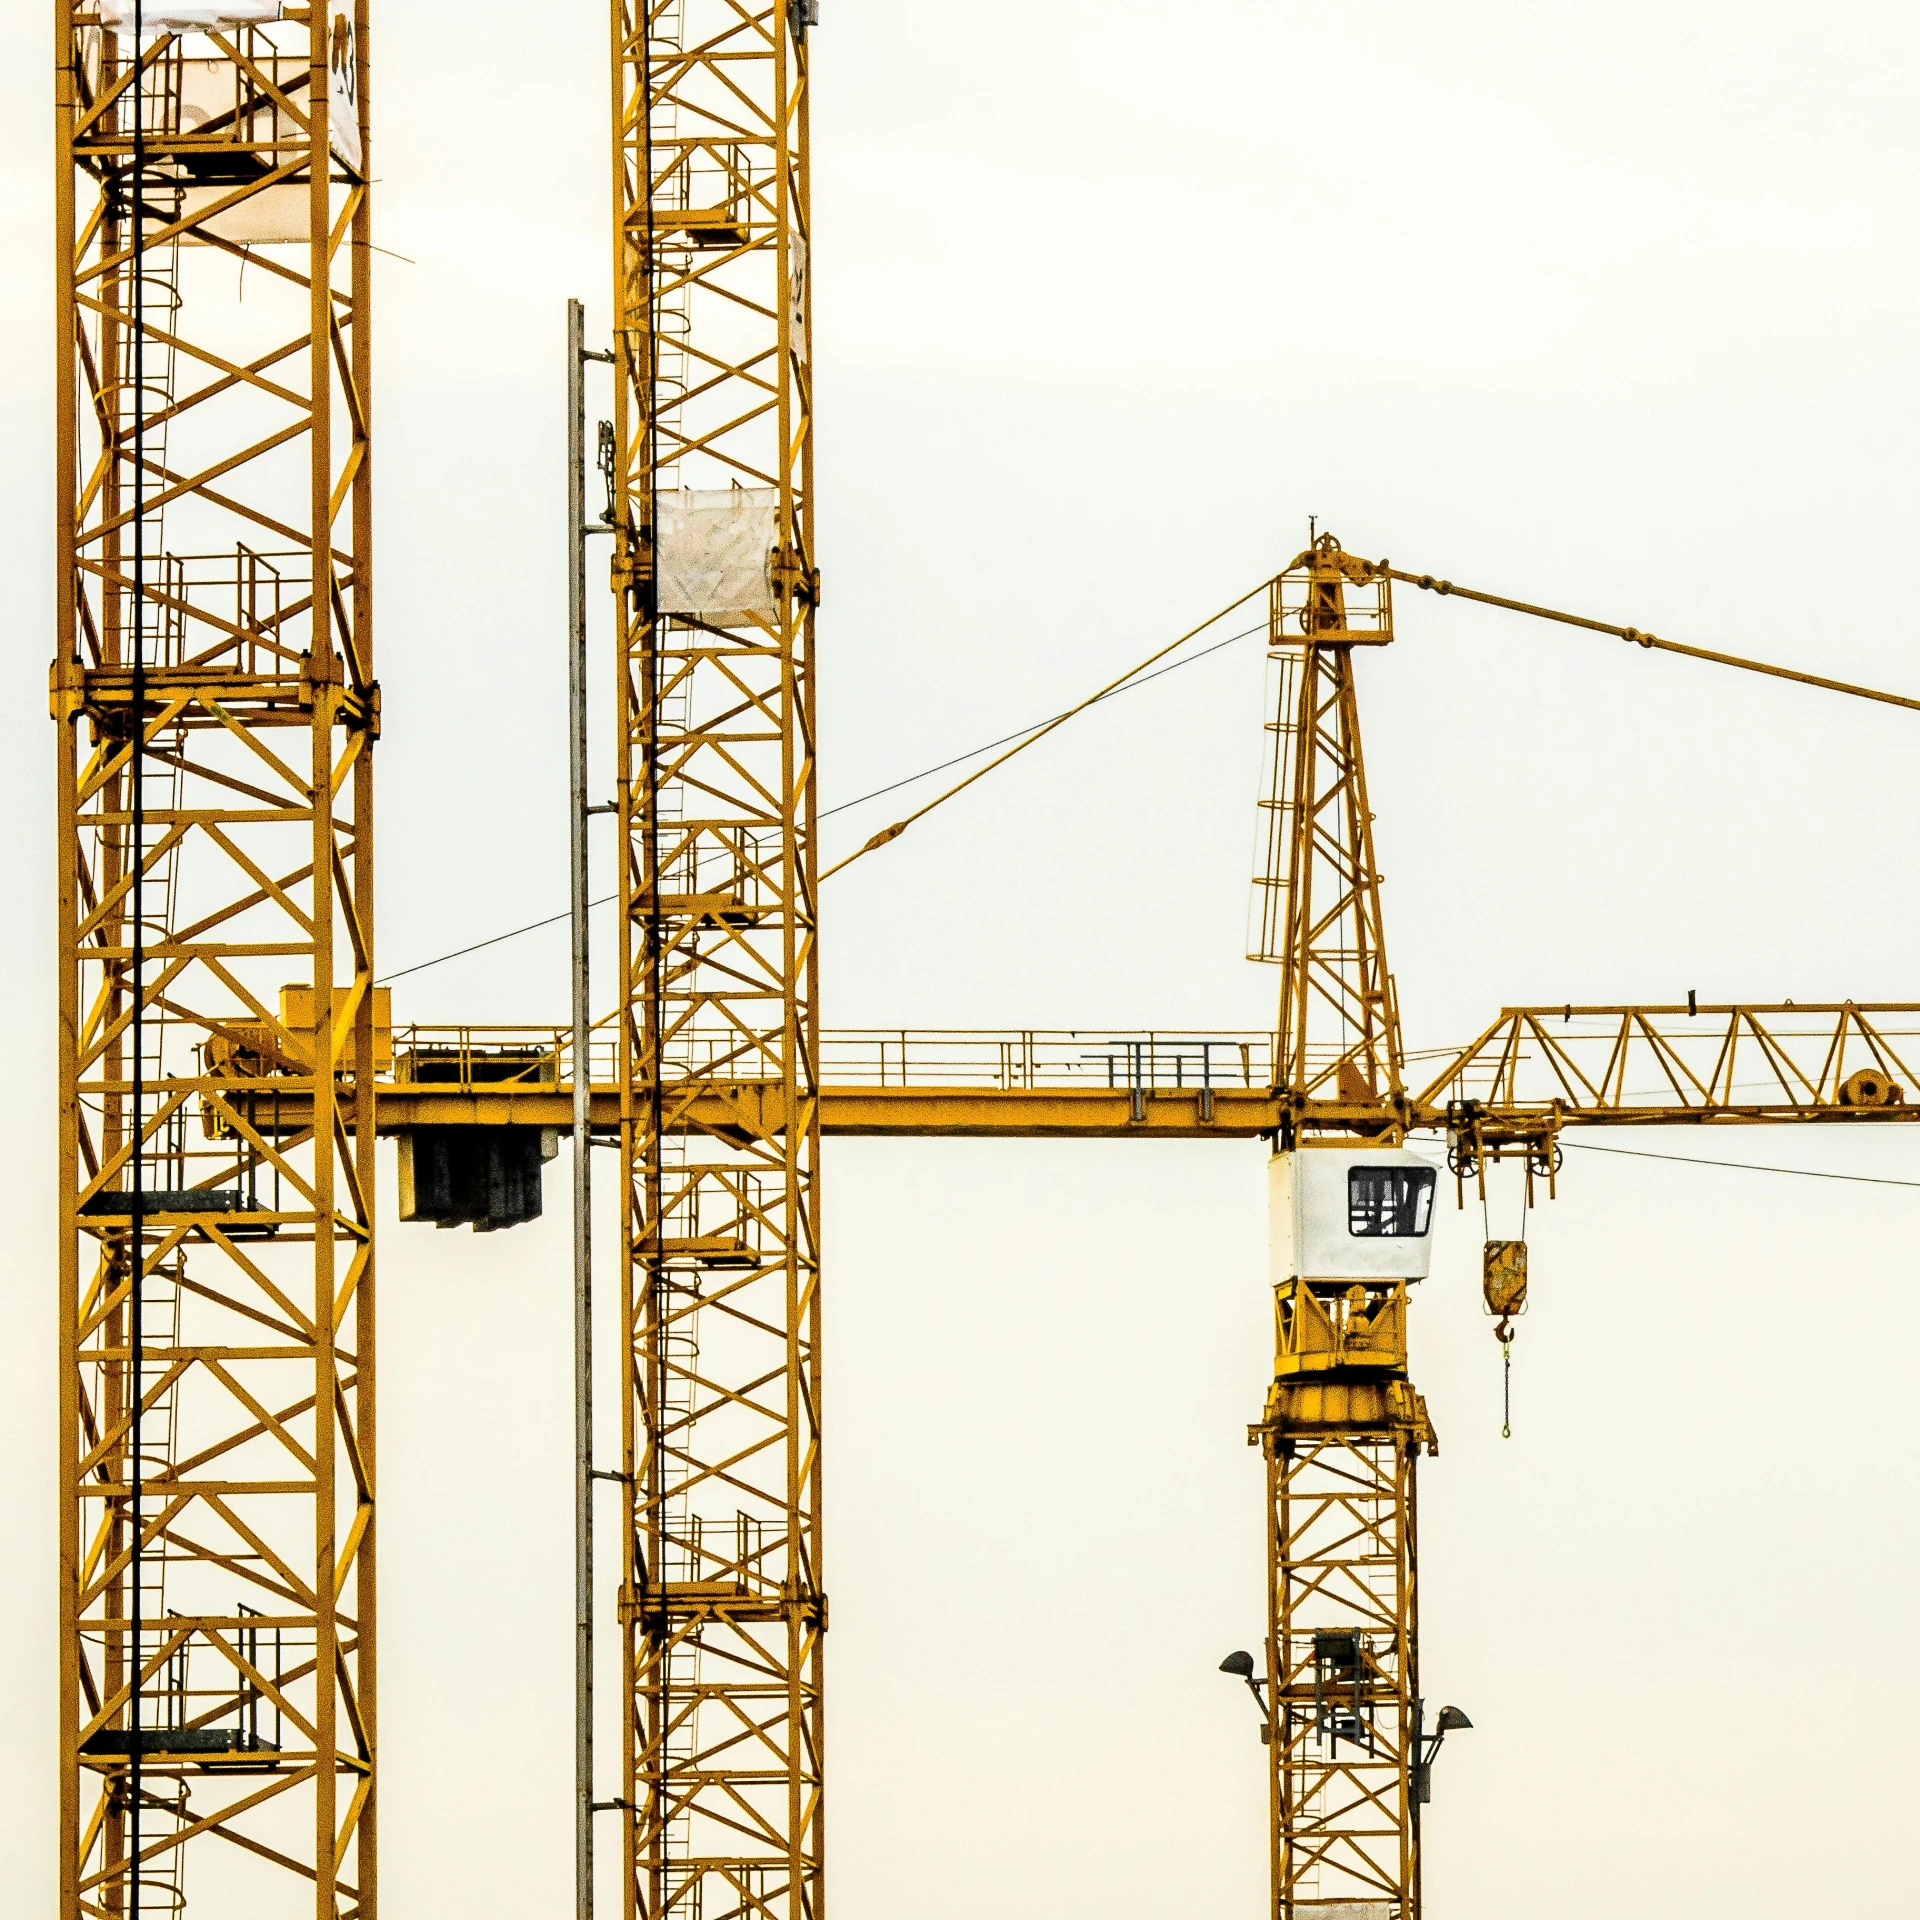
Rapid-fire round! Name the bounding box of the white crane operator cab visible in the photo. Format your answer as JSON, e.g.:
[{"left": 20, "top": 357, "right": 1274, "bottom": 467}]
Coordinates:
[{"left": 1269, "top": 1147, "right": 1437, "bottom": 1286}]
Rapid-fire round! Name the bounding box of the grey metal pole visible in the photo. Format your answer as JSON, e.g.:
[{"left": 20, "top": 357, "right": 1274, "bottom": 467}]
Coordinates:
[{"left": 567, "top": 295, "right": 594, "bottom": 1920}]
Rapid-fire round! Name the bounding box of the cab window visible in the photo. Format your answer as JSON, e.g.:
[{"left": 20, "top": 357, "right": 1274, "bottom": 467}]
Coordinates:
[{"left": 1348, "top": 1165, "right": 1435, "bottom": 1237}]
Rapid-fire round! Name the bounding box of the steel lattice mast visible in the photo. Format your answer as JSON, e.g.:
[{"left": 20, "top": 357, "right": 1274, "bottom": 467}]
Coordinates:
[
  {"left": 1254, "top": 537, "right": 1432, "bottom": 1919},
  {"left": 54, "top": 7, "right": 377, "bottom": 1915},
  {"left": 608, "top": 4, "right": 822, "bottom": 1918},
  {"left": 1257, "top": 542, "right": 1404, "bottom": 1123}
]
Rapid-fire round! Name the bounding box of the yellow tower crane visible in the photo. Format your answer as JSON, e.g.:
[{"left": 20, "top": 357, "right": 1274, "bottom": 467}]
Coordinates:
[
  {"left": 1199, "top": 534, "right": 1920, "bottom": 1919},
  {"left": 48, "top": 7, "right": 1920, "bottom": 1920}
]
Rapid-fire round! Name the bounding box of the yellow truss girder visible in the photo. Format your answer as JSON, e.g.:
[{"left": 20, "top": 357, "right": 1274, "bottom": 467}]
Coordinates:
[{"left": 191, "top": 1009, "right": 1920, "bottom": 1145}]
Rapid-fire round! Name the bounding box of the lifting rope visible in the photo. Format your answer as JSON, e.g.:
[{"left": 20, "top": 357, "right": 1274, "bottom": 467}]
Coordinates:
[{"left": 1482, "top": 1189, "right": 1530, "bottom": 1441}]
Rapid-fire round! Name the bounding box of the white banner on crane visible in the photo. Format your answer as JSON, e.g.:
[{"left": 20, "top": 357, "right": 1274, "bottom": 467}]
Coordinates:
[
  {"left": 325, "top": 7, "right": 362, "bottom": 172},
  {"left": 658, "top": 489, "right": 780, "bottom": 627},
  {"left": 100, "top": 0, "right": 283, "bottom": 29},
  {"left": 98, "top": 2, "right": 361, "bottom": 176}
]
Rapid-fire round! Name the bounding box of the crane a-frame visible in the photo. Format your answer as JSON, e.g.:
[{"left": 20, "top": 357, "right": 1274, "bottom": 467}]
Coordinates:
[{"left": 49, "top": 5, "right": 1920, "bottom": 1920}]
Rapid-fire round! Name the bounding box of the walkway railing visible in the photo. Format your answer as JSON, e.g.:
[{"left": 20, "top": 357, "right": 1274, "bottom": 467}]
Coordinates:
[{"left": 387, "top": 1025, "right": 1281, "bottom": 1094}]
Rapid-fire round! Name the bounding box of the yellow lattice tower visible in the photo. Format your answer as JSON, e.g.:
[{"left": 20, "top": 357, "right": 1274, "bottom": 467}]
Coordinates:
[
  {"left": 1253, "top": 536, "right": 1405, "bottom": 1126},
  {"left": 608, "top": 2, "right": 821, "bottom": 1915},
  {"left": 1254, "top": 537, "right": 1433, "bottom": 1919},
  {"left": 54, "top": 8, "right": 376, "bottom": 1914}
]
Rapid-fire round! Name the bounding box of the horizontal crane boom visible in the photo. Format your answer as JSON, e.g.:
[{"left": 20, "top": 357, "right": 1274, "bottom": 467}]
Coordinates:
[{"left": 197, "top": 1010, "right": 1920, "bottom": 1141}]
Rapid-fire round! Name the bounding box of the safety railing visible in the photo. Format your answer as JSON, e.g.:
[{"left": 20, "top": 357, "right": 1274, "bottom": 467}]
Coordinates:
[
  {"left": 384, "top": 1025, "right": 1281, "bottom": 1094},
  {"left": 816, "top": 1030, "right": 1276, "bottom": 1093}
]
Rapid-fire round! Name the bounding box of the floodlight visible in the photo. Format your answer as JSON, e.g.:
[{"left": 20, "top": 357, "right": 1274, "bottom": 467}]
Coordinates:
[
  {"left": 1412, "top": 1697, "right": 1474, "bottom": 1804},
  {"left": 1217, "top": 1648, "right": 1269, "bottom": 1737}
]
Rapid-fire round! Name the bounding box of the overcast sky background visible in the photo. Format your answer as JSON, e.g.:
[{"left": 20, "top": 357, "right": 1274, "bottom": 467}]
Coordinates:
[{"left": 7, "top": 2, "right": 1920, "bottom": 1914}]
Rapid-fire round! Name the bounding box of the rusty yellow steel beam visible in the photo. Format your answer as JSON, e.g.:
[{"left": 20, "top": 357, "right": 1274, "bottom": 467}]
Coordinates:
[
  {"left": 215, "top": 1002, "right": 1920, "bottom": 1141},
  {"left": 1414, "top": 1002, "right": 1920, "bottom": 1125},
  {"left": 288, "top": 1080, "right": 1920, "bottom": 1139},
  {"left": 363, "top": 1083, "right": 1286, "bottom": 1137}
]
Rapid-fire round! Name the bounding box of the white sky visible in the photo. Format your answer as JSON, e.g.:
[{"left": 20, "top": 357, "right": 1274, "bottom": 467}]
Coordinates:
[{"left": 6, "top": 2, "right": 1920, "bottom": 1915}]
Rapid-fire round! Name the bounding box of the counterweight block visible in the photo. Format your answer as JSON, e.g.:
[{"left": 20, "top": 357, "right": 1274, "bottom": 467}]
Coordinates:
[{"left": 398, "top": 1125, "right": 556, "bottom": 1232}]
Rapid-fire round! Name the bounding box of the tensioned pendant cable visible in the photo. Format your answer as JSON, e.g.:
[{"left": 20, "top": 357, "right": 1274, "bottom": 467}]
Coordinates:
[
  {"left": 378, "top": 545, "right": 1920, "bottom": 985},
  {"left": 1379, "top": 560, "right": 1920, "bottom": 715},
  {"left": 372, "top": 530, "right": 1920, "bottom": 1189},
  {"left": 816, "top": 615, "right": 1267, "bottom": 823},
  {"left": 375, "top": 601, "right": 1269, "bottom": 984},
  {"left": 819, "top": 580, "right": 1269, "bottom": 880}
]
